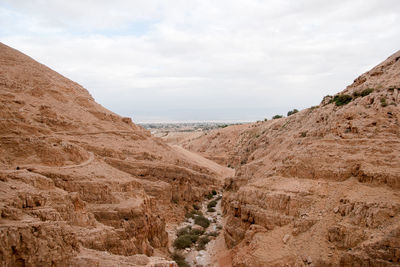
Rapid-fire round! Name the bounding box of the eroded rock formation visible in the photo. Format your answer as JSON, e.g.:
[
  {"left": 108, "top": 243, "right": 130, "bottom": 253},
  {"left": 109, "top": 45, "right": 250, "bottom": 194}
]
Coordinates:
[
  {"left": 183, "top": 51, "right": 400, "bottom": 266},
  {"left": 0, "top": 42, "right": 221, "bottom": 266}
]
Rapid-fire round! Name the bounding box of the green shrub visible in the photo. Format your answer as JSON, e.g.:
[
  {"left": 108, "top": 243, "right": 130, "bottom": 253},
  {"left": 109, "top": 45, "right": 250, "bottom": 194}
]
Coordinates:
[
  {"left": 287, "top": 109, "right": 298, "bottom": 116},
  {"left": 185, "top": 209, "right": 203, "bottom": 219},
  {"left": 171, "top": 252, "right": 190, "bottom": 267},
  {"left": 184, "top": 212, "right": 193, "bottom": 219},
  {"left": 300, "top": 131, "right": 307, "bottom": 138},
  {"left": 331, "top": 94, "right": 352, "bottom": 106},
  {"left": 192, "top": 204, "right": 200, "bottom": 210},
  {"left": 212, "top": 190, "right": 217, "bottom": 195},
  {"left": 194, "top": 215, "right": 210, "bottom": 228},
  {"left": 194, "top": 210, "right": 203, "bottom": 216},
  {"left": 190, "top": 228, "right": 205, "bottom": 236},
  {"left": 177, "top": 226, "right": 191, "bottom": 237},
  {"left": 353, "top": 88, "right": 374, "bottom": 98},
  {"left": 173, "top": 235, "right": 195, "bottom": 249},
  {"left": 207, "top": 200, "right": 217, "bottom": 209},
  {"left": 361, "top": 88, "right": 374, "bottom": 97},
  {"left": 177, "top": 226, "right": 204, "bottom": 237},
  {"left": 272, "top": 115, "right": 283, "bottom": 119},
  {"left": 216, "top": 225, "right": 223, "bottom": 230},
  {"left": 189, "top": 234, "right": 199, "bottom": 243},
  {"left": 205, "top": 192, "right": 213, "bottom": 199},
  {"left": 197, "top": 236, "right": 210, "bottom": 250},
  {"left": 207, "top": 207, "right": 216, "bottom": 212}
]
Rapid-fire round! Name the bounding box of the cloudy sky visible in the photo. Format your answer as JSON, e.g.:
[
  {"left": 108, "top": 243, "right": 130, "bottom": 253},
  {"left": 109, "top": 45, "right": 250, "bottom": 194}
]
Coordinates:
[{"left": 1, "top": 0, "right": 399, "bottom": 122}]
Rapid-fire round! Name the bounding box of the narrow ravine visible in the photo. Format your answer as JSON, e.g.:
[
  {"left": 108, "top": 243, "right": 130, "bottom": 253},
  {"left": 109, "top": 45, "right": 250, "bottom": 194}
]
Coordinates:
[{"left": 170, "top": 191, "right": 225, "bottom": 267}]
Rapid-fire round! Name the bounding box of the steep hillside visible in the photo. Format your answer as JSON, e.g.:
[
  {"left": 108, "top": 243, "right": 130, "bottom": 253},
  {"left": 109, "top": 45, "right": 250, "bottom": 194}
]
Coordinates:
[
  {"left": 180, "top": 124, "right": 251, "bottom": 166},
  {"left": 0, "top": 42, "right": 225, "bottom": 266},
  {"left": 184, "top": 51, "right": 400, "bottom": 266}
]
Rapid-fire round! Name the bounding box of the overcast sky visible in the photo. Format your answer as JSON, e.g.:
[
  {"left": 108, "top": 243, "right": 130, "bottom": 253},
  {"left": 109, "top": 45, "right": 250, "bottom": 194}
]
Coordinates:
[{"left": 1, "top": 0, "right": 399, "bottom": 122}]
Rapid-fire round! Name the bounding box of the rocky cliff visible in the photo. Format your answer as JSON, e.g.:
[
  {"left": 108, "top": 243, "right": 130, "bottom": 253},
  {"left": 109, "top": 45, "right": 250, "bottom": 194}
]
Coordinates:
[
  {"left": 183, "top": 51, "right": 400, "bottom": 266},
  {"left": 0, "top": 42, "right": 221, "bottom": 266}
]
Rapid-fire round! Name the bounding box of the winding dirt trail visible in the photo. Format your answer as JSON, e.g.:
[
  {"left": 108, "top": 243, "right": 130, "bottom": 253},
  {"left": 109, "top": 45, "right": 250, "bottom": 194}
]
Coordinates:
[{"left": 58, "top": 151, "right": 95, "bottom": 169}]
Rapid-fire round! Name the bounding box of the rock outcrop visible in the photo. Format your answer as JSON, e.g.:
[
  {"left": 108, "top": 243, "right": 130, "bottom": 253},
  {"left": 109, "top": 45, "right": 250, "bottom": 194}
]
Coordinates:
[
  {"left": 0, "top": 42, "right": 220, "bottom": 266},
  {"left": 183, "top": 51, "right": 400, "bottom": 266}
]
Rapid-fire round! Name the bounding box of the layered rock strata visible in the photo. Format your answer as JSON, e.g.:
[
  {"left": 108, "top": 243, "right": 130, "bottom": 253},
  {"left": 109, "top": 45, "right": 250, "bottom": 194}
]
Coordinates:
[
  {"left": 0, "top": 42, "right": 220, "bottom": 266},
  {"left": 184, "top": 51, "right": 400, "bottom": 266}
]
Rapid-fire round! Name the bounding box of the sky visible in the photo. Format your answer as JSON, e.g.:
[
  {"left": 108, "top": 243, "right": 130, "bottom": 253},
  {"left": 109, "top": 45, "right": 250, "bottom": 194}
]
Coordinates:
[{"left": 1, "top": 0, "right": 400, "bottom": 122}]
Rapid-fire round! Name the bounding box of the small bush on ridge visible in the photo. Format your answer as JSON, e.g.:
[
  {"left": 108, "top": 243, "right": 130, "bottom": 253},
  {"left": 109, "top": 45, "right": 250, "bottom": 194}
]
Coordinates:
[
  {"left": 361, "top": 88, "right": 374, "bottom": 97},
  {"left": 331, "top": 94, "right": 352, "bottom": 106},
  {"left": 287, "top": 109, "right": 298, "bottom": 116},
  {"left": 272, "top": 115, "right": 283, "bottom": 119}
]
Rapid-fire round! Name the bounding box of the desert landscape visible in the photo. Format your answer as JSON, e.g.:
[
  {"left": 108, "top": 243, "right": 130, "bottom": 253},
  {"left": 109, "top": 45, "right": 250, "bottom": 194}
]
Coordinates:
[
  {"left": 1, "top": 40, "right": 400, "bottom": 267},
  {"left": 0, "top": 42, "right": 230, "bottom": 266}
]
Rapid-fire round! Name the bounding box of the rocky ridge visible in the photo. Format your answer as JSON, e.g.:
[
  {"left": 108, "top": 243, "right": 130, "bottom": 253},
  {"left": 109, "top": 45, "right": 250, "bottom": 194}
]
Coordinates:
[
  {"left": 0, "top": 42, "right": 227, "bottom": 266},
  {"left": 181, "top": 51, "right": 400, "bottom": 266}
]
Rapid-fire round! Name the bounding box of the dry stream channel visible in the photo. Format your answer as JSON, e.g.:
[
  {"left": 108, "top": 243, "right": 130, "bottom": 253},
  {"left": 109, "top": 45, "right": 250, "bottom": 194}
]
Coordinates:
[{"left": 170, "top": 192, "right": 224, "bottom": 267}]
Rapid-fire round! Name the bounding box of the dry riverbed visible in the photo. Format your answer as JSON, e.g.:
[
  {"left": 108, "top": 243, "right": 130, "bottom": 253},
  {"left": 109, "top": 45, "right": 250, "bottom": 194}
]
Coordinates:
[{"left": 170, "top": 192, "right": 224, "bottom": 267}]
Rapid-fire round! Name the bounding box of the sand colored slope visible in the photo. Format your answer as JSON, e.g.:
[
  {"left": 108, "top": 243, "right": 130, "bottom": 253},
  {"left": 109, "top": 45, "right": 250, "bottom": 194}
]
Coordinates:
[
  {"left": 0, "top": 42, "right": 223, "bottom": 266},
  {"left": 182, "top": 50, "right": 400, "bottom": 266},
  {"left": 171, "top": 144, "right": 235, "bottom": 181}
]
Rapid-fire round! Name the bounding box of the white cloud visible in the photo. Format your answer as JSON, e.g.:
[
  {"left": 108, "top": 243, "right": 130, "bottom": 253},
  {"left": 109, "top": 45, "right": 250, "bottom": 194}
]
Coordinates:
[{"left": 1, "top": 0, "right": 400, "bottom": 122}]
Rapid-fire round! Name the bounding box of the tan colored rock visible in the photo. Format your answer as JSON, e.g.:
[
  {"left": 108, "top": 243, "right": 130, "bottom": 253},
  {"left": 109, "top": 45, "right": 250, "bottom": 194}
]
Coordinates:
[
  {"left": 333, "top": 206, "right": 339, "bottom": 213},
  {"left": 0, "top": 42, "right": 230, "bottom": 265},
  {"left": 282, "top": 234, "right": 290, "bottom": 244},
  {"left": 184, "top": 50, "right": 400, "bottom": 266}
]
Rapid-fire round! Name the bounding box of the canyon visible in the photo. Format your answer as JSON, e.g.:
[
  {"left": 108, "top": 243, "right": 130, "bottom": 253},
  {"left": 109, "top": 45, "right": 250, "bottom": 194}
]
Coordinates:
[
  {"left": 0, "top": 42, "right": 230, "bottom": 266},
  {"left": 179, "top": 51, "right": 400, "bottom": 266},
  {"left": 1, "top": 42, "right": 400, "bottom": 266}
]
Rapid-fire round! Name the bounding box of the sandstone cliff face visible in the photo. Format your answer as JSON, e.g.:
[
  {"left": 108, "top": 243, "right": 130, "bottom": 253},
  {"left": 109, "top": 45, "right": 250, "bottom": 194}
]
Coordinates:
[
  {"left": 0, "top": 42, "right": 219, "bottom": 266},
  {"left": 184, "top": 51, "right": 400, "bottom": 266}
]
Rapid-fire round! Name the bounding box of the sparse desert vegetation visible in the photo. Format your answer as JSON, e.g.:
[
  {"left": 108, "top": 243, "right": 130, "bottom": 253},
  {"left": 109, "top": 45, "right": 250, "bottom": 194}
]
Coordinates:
[
  {"left": 272, "top": 114, "right": 283, "bottom": 119},
  {"left": 287, "top": 109, "right": 299, "bottom": 116},
  {"left": 1, "top": 17, "right": 400, "bottom": 267}
]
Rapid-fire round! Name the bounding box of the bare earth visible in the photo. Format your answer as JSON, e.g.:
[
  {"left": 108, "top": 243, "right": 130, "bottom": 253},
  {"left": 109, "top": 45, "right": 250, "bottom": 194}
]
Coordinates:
[
  {"left": 0, "top": 42, "right": 229, "bottom": 266},
  {"left": 1, "top": 41, "right": 400, "bottom": 267},
  {"left": 171, "top": 145, "right": 234, "bottom": 181},
  {"left": 179, "top": 51, "right": 400, "bottom": 266}
]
